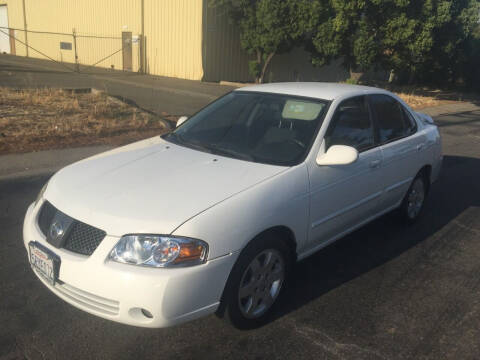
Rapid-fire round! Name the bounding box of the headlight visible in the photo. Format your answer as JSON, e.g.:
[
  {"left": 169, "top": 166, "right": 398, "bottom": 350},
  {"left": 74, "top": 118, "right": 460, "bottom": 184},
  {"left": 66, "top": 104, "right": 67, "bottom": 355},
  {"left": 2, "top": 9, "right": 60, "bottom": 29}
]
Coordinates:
[
  {"left": 35, "top": 181, "right": 49, "bottom": 206},
  {"left": 108, "top": 235, "right": 208, "bottom": 267}
]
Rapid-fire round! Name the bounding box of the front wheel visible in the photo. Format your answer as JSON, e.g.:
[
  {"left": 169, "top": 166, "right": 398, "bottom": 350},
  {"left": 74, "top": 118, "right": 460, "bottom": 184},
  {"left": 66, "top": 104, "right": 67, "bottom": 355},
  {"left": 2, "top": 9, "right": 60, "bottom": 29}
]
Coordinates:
[{"left": 221, "top": 235, "right": 291, "bottom": 329}]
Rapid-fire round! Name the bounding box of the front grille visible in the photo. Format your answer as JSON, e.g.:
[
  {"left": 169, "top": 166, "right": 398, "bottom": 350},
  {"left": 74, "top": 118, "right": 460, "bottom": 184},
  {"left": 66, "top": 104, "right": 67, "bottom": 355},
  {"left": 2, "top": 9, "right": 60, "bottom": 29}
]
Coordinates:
[
  {"left": 64, "top": 221, "right": 106, "bottom": 255},
  {"left": 37, "top": 201, "right": 106, "bottom": 256}
]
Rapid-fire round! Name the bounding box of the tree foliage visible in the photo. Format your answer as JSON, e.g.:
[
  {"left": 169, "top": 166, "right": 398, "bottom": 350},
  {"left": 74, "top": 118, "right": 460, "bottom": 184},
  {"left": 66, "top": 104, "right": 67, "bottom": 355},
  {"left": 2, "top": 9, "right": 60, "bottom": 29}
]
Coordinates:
[
  {"left": 211, "top": 0, "right": 480, "bottom": 86},
  {"left": 209, "top": 0, "right": 316, "bottom": 83},
  {"left": 462, "top": 22, "right": 480, "bottom": 90},
  {"left": 309, "top": 0, "right": 480, "bottom": 84}
]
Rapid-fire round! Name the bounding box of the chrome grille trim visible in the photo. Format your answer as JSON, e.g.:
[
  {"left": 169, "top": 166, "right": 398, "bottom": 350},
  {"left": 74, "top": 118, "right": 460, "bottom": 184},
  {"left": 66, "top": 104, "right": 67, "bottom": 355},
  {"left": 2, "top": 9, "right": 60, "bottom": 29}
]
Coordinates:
[{"left": 37, "top": 201, "right": 106, "bottom": 256}]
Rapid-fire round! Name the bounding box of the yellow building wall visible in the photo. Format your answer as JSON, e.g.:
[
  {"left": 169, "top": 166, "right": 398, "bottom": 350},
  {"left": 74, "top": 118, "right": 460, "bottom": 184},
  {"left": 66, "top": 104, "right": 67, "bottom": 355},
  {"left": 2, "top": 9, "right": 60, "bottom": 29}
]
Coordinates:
[
  {"left": 0, "top": 0, "right": 205, "bottom": 79},
  {"left": 0, "top": 0, "right": 346, "bottom": 83},
  {"left": 144, "top": 0, "right": 204, "bottom": 80},
  {"left": 1, "top": 0, "right": 142, "bottom": 71}
]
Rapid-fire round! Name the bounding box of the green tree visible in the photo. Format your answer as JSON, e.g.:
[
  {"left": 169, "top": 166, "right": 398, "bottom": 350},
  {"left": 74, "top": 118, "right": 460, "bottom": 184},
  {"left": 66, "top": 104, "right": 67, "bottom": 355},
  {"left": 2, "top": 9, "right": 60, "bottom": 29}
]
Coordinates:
[
  {"left": 308, "top": 0, "right": 378, "bottom": 76},
  {"left": 460, "top": 21, "right": 480, "bottom": 90},
  {"left": 209, "top": 0, "right": 317, "bottom": 83},
  {"left": 417, "top": 0, "right": 480, "bottom": 85},
  {"left": 308, "top": 0, "right": 480, "bottom": 84}
]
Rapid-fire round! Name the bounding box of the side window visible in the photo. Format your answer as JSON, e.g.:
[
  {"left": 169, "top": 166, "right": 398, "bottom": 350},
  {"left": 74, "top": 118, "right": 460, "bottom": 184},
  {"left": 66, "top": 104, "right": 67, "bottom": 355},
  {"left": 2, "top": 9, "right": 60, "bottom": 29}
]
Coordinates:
[
  {"left": 402, "top": 107, "right": 418, "bottom": 135},
  {"left": 325, "top": 96, "right": 375, "bottom": 152},
  {"left": 370, "top": 94, "right": 415, "bottom": 143}
]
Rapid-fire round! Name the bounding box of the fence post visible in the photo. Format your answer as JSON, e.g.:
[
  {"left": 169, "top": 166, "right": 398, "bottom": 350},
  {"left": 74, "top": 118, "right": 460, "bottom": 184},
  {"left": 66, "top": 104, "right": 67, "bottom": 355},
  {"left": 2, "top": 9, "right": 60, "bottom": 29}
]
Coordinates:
[
  {"left": 140, "top": 0, "right": 145, "bottom": 73},
  {"left": 139, "top": 34, "right": 144, "bottom": 73},
  {"left": 22, "top": 0, "right": 29, "bottom": 56},
  {"left": 72, "top": 28, "right": 79, "bottom": 72}
]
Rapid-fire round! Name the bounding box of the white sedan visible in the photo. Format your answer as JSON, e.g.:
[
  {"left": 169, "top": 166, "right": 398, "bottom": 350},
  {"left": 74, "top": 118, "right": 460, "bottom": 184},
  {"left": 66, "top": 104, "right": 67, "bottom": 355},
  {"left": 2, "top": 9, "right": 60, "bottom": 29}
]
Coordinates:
[{"left": 23, "top": 83, "right": 442, "bottom": 329}]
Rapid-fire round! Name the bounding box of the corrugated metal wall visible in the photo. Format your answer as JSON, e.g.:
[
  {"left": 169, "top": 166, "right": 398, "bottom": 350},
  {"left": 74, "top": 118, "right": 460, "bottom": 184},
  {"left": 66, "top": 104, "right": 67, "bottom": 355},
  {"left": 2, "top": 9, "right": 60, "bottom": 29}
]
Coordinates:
[
  {"left": 200, "top": 3, "right": 348, "bottom": 83},
  {"left": 144, "top": 0, "right": 204, "bottom": 80},
  {"left": 0, "top": 0, "right": 240, "bottom": 81},
  {"left": 202, "top": 4, "right": 252, "bottom": 82},
  {"left": 0, "top": 0, "right": 205, "bottom": 79},
  {"left": 2, "top": 0, "right": 141, "bottom": 71},
  {"left": 0, "top": 0, "right": 348, "bottom": 83}
]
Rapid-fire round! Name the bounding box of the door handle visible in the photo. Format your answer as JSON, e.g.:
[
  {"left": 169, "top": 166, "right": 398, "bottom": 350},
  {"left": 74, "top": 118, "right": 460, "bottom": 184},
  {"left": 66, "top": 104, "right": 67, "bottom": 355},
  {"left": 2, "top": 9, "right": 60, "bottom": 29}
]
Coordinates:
[
  {"left": 416, "top": 144, "right": 425, "bottom": 151},
  {"left": 369, "top": 159, "right": 381, "bottom": 168}
]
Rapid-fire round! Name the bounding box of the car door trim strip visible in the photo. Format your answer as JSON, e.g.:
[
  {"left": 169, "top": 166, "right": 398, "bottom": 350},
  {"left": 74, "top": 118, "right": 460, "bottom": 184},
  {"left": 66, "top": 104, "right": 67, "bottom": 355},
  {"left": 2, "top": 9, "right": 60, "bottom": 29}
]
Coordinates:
[
  {"left": 311, "top": 190, "right": 383, "bottom": 229},
  {"left": 385, "top": 177, "right": 413, "bottom": 193}
]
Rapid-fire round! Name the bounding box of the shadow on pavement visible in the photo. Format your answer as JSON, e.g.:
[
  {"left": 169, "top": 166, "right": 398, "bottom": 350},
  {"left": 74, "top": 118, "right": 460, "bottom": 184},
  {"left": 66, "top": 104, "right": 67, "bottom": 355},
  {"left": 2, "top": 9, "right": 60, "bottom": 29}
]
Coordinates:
[
  {"left": 3, "top": 155, "right": 479, "bottom": 335},
  {"left": 271, "top": 154, "right": 480, "bottom": 323}
]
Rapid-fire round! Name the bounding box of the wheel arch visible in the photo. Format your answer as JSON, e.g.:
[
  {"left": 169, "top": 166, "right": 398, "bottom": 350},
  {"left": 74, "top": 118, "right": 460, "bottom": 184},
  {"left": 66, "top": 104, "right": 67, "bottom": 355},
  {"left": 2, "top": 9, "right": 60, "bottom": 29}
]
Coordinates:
[
  {"left": 418, "top": 164, "right": 432, "bottom": 194},
  {"left": 252, "top": 225, "right": 298, "bottom": 262}
]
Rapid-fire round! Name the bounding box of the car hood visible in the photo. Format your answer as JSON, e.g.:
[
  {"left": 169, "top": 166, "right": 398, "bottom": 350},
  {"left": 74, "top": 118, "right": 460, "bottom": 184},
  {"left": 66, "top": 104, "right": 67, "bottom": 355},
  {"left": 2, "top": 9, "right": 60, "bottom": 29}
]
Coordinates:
[{"left": 45, "top": 137, "right": 286, "bottom": 236}]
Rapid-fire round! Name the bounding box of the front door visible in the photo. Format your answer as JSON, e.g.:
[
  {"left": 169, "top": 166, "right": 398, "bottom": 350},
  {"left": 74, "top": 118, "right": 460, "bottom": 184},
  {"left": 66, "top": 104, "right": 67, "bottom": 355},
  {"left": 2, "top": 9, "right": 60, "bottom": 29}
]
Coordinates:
[{"left": 308, "top": 95, "right": 383, "bottom": 246}]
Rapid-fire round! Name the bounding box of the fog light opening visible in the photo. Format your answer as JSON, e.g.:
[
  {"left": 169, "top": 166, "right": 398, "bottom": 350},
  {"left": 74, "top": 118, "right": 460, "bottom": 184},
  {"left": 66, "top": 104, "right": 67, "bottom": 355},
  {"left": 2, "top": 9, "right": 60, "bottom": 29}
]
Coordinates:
[
  {"left": 128, "top": 307, "right": 154, "bottom": 322},
  {"left": 141, "top": 308, "right": 153, "bottom": 319}
]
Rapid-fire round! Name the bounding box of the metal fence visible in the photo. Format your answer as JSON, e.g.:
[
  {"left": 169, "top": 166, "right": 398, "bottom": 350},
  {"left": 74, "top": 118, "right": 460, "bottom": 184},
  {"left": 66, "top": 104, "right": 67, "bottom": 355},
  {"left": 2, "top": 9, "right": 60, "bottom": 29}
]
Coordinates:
[{"left": 0, "top": 26, "right": 139, "bottom": 73}]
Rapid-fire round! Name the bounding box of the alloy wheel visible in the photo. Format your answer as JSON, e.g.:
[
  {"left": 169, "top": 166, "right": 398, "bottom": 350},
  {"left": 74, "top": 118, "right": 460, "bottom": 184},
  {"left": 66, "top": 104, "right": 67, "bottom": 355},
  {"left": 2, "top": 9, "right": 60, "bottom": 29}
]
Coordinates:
[
  {"left": 407, "top": 178, "right": 425, "bottom": 219},
  {"left": 237, "top": 249, "right": 285, "bottom": 319}
]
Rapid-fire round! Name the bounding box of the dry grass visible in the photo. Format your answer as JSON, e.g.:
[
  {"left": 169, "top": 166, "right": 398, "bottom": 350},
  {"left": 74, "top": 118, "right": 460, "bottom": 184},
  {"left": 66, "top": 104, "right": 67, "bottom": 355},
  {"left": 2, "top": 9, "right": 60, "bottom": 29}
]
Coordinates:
[
  {"left": 0, "top": 88, "right": 172, "bottom": 154},
  {"left": 395, "top": 92, "right": 442, "bottom": 109}
]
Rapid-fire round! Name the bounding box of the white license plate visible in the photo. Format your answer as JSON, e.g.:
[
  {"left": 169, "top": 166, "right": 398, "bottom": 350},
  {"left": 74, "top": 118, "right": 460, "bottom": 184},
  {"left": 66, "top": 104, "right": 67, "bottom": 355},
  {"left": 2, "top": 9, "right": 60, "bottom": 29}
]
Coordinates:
[{"left": 29, "top": 242, "right": 59, "bottom": 285}]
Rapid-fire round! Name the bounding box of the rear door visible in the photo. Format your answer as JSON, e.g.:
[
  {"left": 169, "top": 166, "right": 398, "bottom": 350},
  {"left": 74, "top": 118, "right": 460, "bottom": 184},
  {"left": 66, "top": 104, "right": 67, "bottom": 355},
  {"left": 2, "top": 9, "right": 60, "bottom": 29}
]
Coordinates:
[{"left": 369, "top": 94, "right": 426, "bottom": 210}]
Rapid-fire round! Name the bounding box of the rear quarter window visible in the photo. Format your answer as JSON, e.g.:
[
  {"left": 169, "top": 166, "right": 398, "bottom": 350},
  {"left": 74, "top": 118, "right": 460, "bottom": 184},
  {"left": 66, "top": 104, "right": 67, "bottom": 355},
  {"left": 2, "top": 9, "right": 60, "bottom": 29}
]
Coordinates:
[{"left": 370, "top": 94, "right": 415, "bottom": 143}]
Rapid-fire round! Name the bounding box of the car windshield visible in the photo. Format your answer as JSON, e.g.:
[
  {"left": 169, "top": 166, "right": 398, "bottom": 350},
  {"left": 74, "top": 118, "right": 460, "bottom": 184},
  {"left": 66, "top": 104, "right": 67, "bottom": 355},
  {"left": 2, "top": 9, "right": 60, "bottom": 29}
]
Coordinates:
[{"left": 163, "top": 91, "right": 329, "bottom": 166}]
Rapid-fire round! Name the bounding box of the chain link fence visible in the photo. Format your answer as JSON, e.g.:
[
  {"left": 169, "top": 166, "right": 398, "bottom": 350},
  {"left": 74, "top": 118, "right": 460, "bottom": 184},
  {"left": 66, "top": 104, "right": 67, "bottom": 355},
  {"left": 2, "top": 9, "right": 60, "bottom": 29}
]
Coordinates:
[{"left": 0, "top": 26, "right": 139, "bottom": 73}]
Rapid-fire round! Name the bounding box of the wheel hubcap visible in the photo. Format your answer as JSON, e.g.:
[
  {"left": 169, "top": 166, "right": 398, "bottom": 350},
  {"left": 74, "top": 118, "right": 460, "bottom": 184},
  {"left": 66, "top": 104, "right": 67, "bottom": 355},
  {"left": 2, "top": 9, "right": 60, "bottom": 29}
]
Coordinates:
[
  {"left": 238, "top": 249, "right": 284, "bottom": 319},
  {"left": 407, "top": 179, "right": 425, "bottom": 219}
]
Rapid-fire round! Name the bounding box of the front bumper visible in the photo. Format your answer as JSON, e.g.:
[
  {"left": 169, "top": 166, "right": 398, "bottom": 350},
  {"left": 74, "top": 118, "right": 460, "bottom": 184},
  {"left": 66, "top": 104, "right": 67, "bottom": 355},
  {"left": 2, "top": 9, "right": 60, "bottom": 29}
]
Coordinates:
[{"left": 23, "top": 202, "right": 238, "bottom": 328}]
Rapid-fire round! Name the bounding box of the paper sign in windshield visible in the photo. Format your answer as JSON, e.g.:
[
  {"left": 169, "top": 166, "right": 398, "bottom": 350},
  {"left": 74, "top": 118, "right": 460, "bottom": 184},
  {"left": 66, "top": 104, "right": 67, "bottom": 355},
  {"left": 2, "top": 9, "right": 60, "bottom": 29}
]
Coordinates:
[{"left": 282, "top": 100, "right": 324, "bottom": 121}]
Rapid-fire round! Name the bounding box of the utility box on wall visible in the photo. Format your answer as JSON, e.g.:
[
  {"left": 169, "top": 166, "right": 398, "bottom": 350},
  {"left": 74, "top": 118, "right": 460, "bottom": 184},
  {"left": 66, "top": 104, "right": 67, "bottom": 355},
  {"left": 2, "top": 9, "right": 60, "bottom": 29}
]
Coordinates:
[{"left": 122, "top": 31, "right": 132, "bottom": 71}]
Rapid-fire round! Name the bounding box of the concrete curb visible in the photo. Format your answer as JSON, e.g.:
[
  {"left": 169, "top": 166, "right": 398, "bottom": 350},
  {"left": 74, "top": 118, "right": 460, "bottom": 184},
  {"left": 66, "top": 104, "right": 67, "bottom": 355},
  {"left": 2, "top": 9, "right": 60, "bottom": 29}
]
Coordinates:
[{"left": 219, "top": 81, "right": 253, "bottom": 88}]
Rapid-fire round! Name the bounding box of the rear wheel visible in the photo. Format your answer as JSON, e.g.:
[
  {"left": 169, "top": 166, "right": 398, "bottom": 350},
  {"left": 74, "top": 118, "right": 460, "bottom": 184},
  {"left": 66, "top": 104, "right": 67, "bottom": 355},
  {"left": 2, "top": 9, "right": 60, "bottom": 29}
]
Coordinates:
[
  {"left": 400, "top": 173, "right": 427, "bottom": 223},
  {"left": 222, "top": 235, "right": 291, "bottom": 329}
]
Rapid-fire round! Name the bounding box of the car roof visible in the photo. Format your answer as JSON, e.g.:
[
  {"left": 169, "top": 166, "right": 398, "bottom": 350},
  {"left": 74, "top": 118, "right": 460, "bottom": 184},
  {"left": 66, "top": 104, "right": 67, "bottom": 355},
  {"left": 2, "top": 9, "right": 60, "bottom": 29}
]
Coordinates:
[{"left": 236, "top": 82, "right": 389, "bottom": 101}]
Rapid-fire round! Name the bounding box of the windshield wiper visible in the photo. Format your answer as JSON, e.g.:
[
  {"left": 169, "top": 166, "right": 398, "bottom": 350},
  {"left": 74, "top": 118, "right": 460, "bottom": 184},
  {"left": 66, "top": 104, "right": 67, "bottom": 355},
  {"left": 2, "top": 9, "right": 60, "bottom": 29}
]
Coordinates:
[
  {"left": 165, "top": 134, "right": 254, "bottom": 161},
  {"left": 165, "top": 133, "right": 214, "bottom": 154},
  {"left": 206, "top": 145, "right": 255, "bottom": 161}
]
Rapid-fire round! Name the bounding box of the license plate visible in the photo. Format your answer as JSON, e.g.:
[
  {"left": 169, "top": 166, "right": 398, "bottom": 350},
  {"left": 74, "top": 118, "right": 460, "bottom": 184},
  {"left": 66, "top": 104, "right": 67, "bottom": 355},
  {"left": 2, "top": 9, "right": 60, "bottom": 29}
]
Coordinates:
[{"left": 28, "top": 242, "right": 60, "bottom": 285}]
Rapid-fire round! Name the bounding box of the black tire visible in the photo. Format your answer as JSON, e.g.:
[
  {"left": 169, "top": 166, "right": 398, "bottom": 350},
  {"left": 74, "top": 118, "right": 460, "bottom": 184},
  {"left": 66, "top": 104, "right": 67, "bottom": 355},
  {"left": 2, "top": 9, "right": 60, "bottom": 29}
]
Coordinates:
[
  {"left": 399, "top": 172, "right": 428, "bottom": 224},
  {"left": 220, "top": 233, "right": 292, "bottom": 329}
]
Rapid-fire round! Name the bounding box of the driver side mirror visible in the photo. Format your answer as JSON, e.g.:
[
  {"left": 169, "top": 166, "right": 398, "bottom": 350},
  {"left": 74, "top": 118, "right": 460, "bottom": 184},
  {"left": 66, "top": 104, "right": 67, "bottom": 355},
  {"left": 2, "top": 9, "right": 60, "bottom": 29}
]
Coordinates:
[
  {"left": 316, "top": 145, "right": 358, "bottom": 166},
  {"left": 176, "top": 116, "right": 188, "bottom": 127}
]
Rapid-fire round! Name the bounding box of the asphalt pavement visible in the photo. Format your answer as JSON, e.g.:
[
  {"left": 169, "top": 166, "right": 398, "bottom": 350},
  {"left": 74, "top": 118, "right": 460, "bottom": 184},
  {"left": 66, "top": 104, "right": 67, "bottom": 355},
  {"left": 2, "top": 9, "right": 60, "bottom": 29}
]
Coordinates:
[
  {"left": 1, "top": 105, "right": 480, "bottom": 359},
  {"left": 0, "top": 55, "right": 235, "bottom": 116}
]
